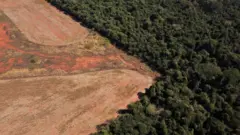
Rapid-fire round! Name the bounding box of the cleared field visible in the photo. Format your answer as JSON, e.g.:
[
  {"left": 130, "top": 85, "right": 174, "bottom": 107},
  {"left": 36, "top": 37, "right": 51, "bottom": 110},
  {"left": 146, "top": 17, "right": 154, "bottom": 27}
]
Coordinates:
[
  {"left": 0, "top": 0, "right": 89, "bottom": 46},
  {"left": 0, "top": 69, "right": 153, "bottom": 135}
]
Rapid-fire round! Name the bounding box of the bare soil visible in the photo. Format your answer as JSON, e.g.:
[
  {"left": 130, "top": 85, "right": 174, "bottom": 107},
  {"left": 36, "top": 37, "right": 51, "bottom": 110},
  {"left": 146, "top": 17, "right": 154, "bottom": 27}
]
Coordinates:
[
  {"left": 0, "top": 0, "right": 89, "bottom": 46},
  {"left": 0, "top": 69, "right": 153, "bottom": 135}
]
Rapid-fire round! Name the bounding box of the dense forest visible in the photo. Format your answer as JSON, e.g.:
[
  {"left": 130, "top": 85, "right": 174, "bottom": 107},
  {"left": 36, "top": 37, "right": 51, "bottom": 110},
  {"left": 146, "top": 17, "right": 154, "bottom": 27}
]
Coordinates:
[{"left": 47, "top": 0, "right": 240, "bottom": 135}]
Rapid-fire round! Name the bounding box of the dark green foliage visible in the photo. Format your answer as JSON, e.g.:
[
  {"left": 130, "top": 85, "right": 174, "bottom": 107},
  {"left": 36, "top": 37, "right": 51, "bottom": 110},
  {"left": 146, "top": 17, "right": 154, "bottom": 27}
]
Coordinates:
[
  {"left": 196, "top": 63, "right": 222, "bottom": 80},
  {"left": 47, "top": 0, "right": 240, "bottom": 134}
]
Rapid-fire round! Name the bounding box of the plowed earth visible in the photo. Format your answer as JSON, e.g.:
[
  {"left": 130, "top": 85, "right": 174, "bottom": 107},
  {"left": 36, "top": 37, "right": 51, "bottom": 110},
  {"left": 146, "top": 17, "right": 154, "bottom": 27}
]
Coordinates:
[
  {"left": 0, "top": 69, "right": 153, "bottom": 135},
  {"left": 0, "top": 0, "right": 158, "bottom": 135},
  {"left": 0, "top": 0, "right": 89, "bottom": 46}
]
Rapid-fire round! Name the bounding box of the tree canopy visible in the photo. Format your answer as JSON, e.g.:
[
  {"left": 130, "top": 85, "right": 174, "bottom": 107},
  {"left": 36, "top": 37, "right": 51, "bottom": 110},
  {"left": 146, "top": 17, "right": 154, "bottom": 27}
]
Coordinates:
[{"left": 47, "top": 0, "right": 240, "bottom": 135}]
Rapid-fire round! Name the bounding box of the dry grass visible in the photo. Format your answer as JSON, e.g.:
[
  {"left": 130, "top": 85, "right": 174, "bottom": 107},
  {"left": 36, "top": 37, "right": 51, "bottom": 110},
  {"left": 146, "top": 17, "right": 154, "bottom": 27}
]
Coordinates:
[
  {"left": 0, "top": 68, "right": 49, "bottom": 78},
  {"left": 38, "top": 33, "right": 108, "bottom": 56}
]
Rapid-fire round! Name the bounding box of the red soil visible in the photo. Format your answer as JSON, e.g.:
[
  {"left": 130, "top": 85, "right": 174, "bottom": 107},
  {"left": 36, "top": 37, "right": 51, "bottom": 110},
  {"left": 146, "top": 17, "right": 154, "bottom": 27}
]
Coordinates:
[
  {"left": 0, "top": 23, "right": 15, "bottom": 73},
  {"left": 0, "top": 23, "right": 140, "bottom": 76}
]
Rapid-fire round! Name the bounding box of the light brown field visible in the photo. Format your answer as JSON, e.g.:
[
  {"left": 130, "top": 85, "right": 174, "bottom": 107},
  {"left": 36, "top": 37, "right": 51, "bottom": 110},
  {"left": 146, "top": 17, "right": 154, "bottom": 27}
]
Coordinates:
[
  {"left": 0, "top": 69, "right": 153, "bottom": 135},
  {"left": 0, "top": 0, "right": 89, "bottom": 46}
]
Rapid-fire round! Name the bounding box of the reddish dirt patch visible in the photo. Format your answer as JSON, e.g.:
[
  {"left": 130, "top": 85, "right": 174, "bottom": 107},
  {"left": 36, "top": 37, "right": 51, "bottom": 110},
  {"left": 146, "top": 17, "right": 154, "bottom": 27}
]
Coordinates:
[
  {"left": 0, "top": 69, "right": 153, "bottom": 135},
  {"left": 0, "top": 22, "right": 157, "bottom": 78},
  {"left": 46, "top": 54, "right": 136, "bottom": 72},
  {"left": 0, "top": 23, "right": 16, "bottom": 73},
  {"left": 0, "top": 0, "right": 89, "bottom": 46}
]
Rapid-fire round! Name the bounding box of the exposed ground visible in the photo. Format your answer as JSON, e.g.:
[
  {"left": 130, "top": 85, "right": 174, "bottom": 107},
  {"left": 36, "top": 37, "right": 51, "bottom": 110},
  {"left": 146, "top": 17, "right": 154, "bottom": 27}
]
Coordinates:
[
  {"left": 0, "top": 0, "right": 89, "bottom": 46},
  {"left": 0, "top": 69, "right": 153, "bottom": 135},
  {"left": 0, "top": 0, "right": 158, "bottom": 135}
]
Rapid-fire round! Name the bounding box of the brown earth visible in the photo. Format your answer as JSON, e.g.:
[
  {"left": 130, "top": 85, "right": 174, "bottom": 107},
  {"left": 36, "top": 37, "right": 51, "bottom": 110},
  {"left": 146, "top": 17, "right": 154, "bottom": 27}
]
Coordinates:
[
  {"left": 0, "top": 0, "right": 89, "bottom": 46},
  {"left": 0, "top": 1, "right": 158, "bottom": 135},
  {"left": 0, "top": 69, "right": 153, "bottom": 135},
  {"left": 0, "top": 21, "right": 156, "bottom": 79}
]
